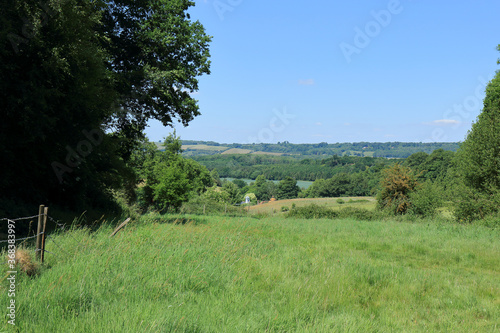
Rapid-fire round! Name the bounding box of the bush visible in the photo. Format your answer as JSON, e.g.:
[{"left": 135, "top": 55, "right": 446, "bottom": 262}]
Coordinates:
[
  {"left": 336, "top": 198, "right": 345, "bottom": 204},
  {"left": 377, "top": 163, "right": 419, "bottom": 215},
  {"left": 281, "top": 206, "right": 290, "bottom": 212},
  {"left": 407, "top": 182, "right": 443, "bottom": 218},
  {"left": 286, "top": 204, "right": 338, "bottom": 219},
  {"left": 337, "top": 207, "right": 380, "bottom": 221},
  {"left": 454, "top": 187, "right": 500, "bottom": 222},
  {"left": 475, "top": 214, "right": 500, "bottom": 229}
]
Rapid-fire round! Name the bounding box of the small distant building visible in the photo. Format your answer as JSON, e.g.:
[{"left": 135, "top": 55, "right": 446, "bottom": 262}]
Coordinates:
[
  {"left": 245, "top": 196, "right": 251, "bottom": 204},
  {"left": 270, "top": 196, "right": 276, "bottom": 202}
]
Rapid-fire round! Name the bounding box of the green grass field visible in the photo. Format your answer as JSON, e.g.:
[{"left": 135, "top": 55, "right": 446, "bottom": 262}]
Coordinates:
[
  {"left": 182, "top": 144, "right": 230, "bottom": 152},
  {"left": 2, "top": 214, "right": 499, "bottom": 332},
  {"left": 249, "top": 197, "right": 376, "bottom": 215}
]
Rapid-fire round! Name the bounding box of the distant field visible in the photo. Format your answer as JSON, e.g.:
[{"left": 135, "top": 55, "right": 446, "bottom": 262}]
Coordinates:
[
  {"left": 5, "top": 214, "right": 498, "bottom": 332},
  {"left": 182, "top": 144, "right": 229, "bottom": 151},
  {"left": 249, "top": 197, "right": 376, "bottom": 215},
  {"left": 220, "top": 148, "right": 284, "bottom": 156},
  {"left": 250, "top": 151, "right": 283, "bottom": 156},
  {"left": 221, "top": 148, "right": 253, "bottom": 154}
]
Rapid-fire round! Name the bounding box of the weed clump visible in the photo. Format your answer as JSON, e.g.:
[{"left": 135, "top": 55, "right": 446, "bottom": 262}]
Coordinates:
[{"left": 9, "top": 249, "right": 39, "bottom": 276}]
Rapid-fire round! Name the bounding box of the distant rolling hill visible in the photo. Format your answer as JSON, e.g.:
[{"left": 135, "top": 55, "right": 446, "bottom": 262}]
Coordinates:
[{"left": 178, "top": 140, "right": 460, "bottom": 159}]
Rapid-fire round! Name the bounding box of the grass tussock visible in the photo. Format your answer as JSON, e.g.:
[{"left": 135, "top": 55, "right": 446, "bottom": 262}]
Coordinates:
[{"left": 10, "top": 249, "right": 39, "bottom": 276}]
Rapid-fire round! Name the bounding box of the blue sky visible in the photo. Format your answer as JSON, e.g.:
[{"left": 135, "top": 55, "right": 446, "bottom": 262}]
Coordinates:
[{"left": 145, "top": 0, "right": 500, "bottom": 144}]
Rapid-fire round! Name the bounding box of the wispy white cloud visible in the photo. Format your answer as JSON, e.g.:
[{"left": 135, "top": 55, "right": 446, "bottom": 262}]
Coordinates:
[
  {"left": 315, "top": 122, "right": 322, "bottom": 126},
  {"left": 423, "top": 119, "right": 461, "bottom": 126},
  {"left": 298, "top": 79, "right": 315, "bottom": 86},
  {"left": 312, "top": 134, "right": 332, "bottom": 138}
]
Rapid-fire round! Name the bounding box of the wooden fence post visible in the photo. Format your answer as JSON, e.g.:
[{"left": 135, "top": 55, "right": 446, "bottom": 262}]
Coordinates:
[
  {"left": 110, "top": 218, "right": 131, "bottom": 237},
  {"left": 35, "top": 205, "right": 44, "bottom": 261},
  {"left": 41, "top": 207, "right": 48, "bottom": 263}
]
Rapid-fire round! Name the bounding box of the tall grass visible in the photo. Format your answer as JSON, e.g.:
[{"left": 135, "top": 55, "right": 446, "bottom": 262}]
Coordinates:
[{"left": 1, "top": 215, "right": 499, "bottom": 332}]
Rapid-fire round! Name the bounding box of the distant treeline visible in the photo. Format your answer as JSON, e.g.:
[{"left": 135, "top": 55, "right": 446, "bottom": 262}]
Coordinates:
[
  {"left": 181, "top": 140, "right": 460, "bottom": 158},
  {"left": 190, "top": 154, "right": 394, "bottom": 182},
  {"left": 192, "top": 149, "right": 456, "bottom": 201}
]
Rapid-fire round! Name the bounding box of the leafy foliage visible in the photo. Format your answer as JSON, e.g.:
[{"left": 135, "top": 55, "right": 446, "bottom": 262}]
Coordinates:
[
  {"left": 0, "top": 0, "right": 211, "bottom": 215},
  {"left": 286, "top": 204, "right": 339, "bottom": 219},
  {"left": 454, "top": 51, "right": 500, "bottom": 221},
  {"left": 134, "top": 134, "right": 212, "bottom": 212},
  {"left": 407, "top": 181, "right": 443, "bottom": 218},
  {"left": 191, "top": 154, "right": 392, "bottom": 181},
  {"left": 377, "top": 164, "right": 419, "bottom": 215},
  {"left": 277, "top": 177, "right": 300, "bottom": 199}
]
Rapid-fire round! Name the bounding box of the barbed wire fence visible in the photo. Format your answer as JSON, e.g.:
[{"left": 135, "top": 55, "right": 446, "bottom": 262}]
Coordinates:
[
  {"left": 1, "top": 205, "right": 130, "bottom": 268},
  {"left": 0, "top": 205, "right": 74, "bottom": 266}
]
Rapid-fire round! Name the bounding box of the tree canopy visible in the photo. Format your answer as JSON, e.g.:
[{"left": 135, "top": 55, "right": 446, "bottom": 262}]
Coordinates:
[
  {"left": 454, "top": 48, "right": 500, "bottom": 220},
  {"left": 0, "top": 0, "right": 211, "bottom": 214}
]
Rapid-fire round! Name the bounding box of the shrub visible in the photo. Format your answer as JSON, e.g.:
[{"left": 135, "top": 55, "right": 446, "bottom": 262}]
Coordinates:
[
  {"left": 377, "top": 163, "right": 419, "bottom": 215},
  {"left": 337, "top": 207, "right": 380, "bottom": 221},
  {"left": 286, "top": 204, "right": 338, "bottom": 219},
  {"left": 281, "top": 206, "right": 290, "bottom": 212},
  {"left": 454, "top": 186, "right": 500, "bottom": 222},
  {"left": 407, "top": 181, "right": 443, "bottom": 218},
  {"left": 475, "top": 213, "right": 500, "bottom": 229},
  {"left": 336, "top": 198, "right": 345, "bottom": 204}
]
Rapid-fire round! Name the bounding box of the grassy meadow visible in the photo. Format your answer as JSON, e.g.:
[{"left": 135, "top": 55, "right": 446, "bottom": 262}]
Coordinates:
[
  {"left": 2, "top": 214, "right": 499, "bottom": 332},
  {"left": 248, "top": 197, "right": 377, "bottom": 215}
]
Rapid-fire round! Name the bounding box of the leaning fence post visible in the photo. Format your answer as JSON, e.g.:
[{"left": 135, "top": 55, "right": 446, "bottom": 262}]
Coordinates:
[
  {"left": 36, "top": 205, "right": 44, "bottom": 261},
  {"left": 41, "top": 207, "right": 48, "bottom": 263}
]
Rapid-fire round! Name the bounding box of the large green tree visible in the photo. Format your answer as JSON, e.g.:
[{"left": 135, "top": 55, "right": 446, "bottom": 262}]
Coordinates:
[
  {"left": 0, "top": 0, "right": 211, "bottom": 214},
  {"left": 137, "top": 134, "right": 212, "bottom": 212},
  {"left": 1, "top": 0, "right": 118, "bottom": 212},
  {"left": 102, "top": 0, "right": 211, "bottom": 147},
  {"left": 277, "top": 177, "right": 300, "bottom": 200},
  {"left": 455, "top": 47, "right": 500, "bottom": 220}
]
